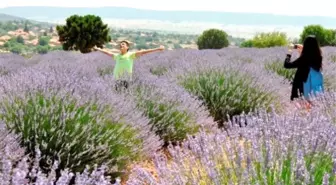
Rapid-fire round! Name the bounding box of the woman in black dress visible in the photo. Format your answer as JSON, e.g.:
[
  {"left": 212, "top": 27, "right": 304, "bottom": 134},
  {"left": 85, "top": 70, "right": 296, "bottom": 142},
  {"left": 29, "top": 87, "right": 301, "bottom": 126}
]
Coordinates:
[{"left": 284, "top": 35, "right": 323, "bottom": 102}]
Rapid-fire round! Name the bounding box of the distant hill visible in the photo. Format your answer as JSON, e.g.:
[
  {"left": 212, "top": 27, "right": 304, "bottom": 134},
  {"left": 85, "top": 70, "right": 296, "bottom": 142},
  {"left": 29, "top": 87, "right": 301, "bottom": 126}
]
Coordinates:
[
  {"left": 1, "top": 6, "right": 336, "bottom": 27},
  {"left": 0, "top": 13, "right": 54, "bottom": 27},
  {"left": 0, "top": 13, "right": 27, "bottom": 21}
]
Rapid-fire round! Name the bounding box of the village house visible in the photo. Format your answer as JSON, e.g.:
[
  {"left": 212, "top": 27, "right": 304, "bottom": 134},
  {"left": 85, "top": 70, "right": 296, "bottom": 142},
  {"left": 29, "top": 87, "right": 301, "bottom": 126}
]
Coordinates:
[
  {"left": 49, "top": 36, "right": 61, "bottom": 46},
  {"left": 0, "top": 35, "right": 11, "bottom": 42},
  {"left": 25, "top": 39, "right": 38, "bottom": 46}
]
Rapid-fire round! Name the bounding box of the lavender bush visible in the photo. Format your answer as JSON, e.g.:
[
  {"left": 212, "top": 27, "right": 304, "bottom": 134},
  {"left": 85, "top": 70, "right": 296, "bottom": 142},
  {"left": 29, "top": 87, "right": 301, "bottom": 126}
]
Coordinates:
[
  {"left": 0, "top": 121, "right": 116, "bottom": 184},
  {"left": 121, "top": 74, "right": 215, "bottom": 145},
  {"left": 0, "top": 68, "right": 161, "bottom": 180},
  {"left": 0, "top": 121, "right": 25, "bottom": 163},
  {"left": 146, "top": 48, "right": 293, "bottom": 126},
  {"left": 133, "top": 50, "right": 182, "bottom": 77},
  {"left": 265, "top": 60, "right": 295, "bottom": 81},
  {"left": 0, "top": 53, "right": 27, "bottom": 75},
  {"left": 1, "top": 93, "right": 143, "bottom": 173},
  {"left": 1, "top": 153, "right": 116, "bottom": 185},
  {"left": 265, "top": 58, "right": 336, "bottom": 91},
  {"left": 307, "top": 92, "right": 336, "bottom": 124},
  {"left": 28, "top": 51, "right": 115, "bottom": 78},
  {"left": 127, "top": 95, "right": 336, "bottom": 184},
  {"left": 178, "top": 68, "right": 277, "bottom": 127}
]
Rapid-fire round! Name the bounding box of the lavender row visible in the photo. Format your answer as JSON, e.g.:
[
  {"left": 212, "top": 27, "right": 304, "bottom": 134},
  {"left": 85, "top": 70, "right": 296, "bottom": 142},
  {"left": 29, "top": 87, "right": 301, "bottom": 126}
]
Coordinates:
[
  {"left": 0, "top": 68, "right": 162, "bottom": 182},
  {"left": 127, "top": 91, "right": 336, "bottom": 185}
]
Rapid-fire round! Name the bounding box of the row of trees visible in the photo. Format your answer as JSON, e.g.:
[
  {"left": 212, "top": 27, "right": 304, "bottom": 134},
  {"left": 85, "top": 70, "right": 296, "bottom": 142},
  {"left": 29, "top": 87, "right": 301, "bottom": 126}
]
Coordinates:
[
  {"left": 196, "top": 25, "right": 336, "bottom": 49},
  {"left": 52, "top": 14, "right": 336, "bottom": 53}
]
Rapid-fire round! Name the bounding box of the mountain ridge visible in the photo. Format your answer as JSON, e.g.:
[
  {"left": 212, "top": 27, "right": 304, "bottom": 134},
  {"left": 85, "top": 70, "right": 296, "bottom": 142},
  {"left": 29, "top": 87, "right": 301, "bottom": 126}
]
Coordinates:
[
  {"left": 0, "top": 13, "right": 27, "bottom": 21},
  {"left": 1, "top": 6, "right": 336, "bottom": 27}
]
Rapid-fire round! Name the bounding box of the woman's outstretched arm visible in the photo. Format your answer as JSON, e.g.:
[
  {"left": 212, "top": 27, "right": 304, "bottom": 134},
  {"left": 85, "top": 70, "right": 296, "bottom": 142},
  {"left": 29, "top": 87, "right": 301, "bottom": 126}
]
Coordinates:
[
  {"left": 94, "top": 47, "right": 115, "bottom": 57},
  {"left": 135, "top": 45, "right": 165, "bottom": 57}
]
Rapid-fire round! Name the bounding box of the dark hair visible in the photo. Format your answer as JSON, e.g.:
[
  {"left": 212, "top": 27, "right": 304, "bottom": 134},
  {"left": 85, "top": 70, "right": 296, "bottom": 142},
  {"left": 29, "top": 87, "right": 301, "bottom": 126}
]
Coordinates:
[
  {"left": 120, "top": 41, "right": 130, "bottom": 47},
  {"left": 300, "top": 35, "right": 322, "bottom": 71},
  {"left": 120, "top": 40, "right": 130, "bottom": 51}
]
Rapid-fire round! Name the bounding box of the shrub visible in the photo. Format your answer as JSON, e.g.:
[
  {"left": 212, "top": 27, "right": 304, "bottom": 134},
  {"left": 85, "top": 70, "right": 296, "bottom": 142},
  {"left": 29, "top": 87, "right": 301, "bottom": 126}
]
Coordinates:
[
  {"left": 0, "top": 53, "right": 27, "bottom": 75},
  {"left": 179, "top": 69, "right": 275, "bottom": 127},
  {"left": 173, "top": 43, "right": 182, "bottom": 49},
  {"left": 133, "top": 50, "right": 179, "bottom": 77},
  {"left": 56, "top": 14, "right": 111, "bottom": 53},
  {"left": 265, "top": 60, "right": 295, "bottom": 81},
  {"left": 240, "top": 40, "right": 254, "bottom": 48},
  {"left": 1, "top": 93, "right": 142, "bottom": 175},
  {"left": 127, "top": 104, "right": 336, "bottom": 185},
  {"left": 310, "top": 92, "right": 336, "bottom": 124},
  {"left": 197, "top": 28, "right": 229, "bottom": 49},
  {"left": 36, "top": 45, "right": 49, "bottom": 54},
  {"left": 26, "top": 51, "right": 116, "bottom": 78},
  {"left": 0, "top": 121, "right": 25, "bottom": 162},
  {"left": 0, "top": 149, "right": 115, "bottom": 184},
  {"left": 0, "top": 120, "right": 115, "bottom": 184},
  {"left": 16, "top": 35, "right": 25, "bottom": 44},
  {"left": 324, "top": 29, "right": 336, "bottom": 46},
  {"left": 38, "top": 36, "right": 50, "bottom": 46},
  {"left": 247, "top": 31, "right": 288, "bottom": 48},
  {"left": 97, "top": 66, "right": 114, "bottom": 76},
  {"left": 133, "top": 89, "right": 197, "bottom": 145},
  {"left": 50, "top": 45, "right": 63, "bottom": 51},
  {"left": 265, "top": 58, "right": 336, "bottom": 91},
  {"left": 300, "top": 24, "right": 331, "bottom": 46},
  {"left": 125, "top": 76, "right": 214, "bottom": 145},
  {"left": 0, "top": 68, "right": 161, "bottom": 180},
  {"left": 10, "top": 44, "right": 24, "bottom": 54},
  {"left": 149, "top": 66, "right": 168, "bottom": 76}
]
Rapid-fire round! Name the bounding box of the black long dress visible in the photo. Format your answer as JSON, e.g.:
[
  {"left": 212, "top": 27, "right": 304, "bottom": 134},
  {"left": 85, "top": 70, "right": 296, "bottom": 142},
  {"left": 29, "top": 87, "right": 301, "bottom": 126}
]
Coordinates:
[{"left": 284, "top": 54, "right": 322, "bottom": 101}]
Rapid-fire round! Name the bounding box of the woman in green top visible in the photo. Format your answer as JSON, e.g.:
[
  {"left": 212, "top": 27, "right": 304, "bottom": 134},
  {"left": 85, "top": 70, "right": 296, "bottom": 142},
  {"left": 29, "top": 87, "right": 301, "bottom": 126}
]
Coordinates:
[{"left": 94, "top": 40, "right": 165, "bottom": 90}]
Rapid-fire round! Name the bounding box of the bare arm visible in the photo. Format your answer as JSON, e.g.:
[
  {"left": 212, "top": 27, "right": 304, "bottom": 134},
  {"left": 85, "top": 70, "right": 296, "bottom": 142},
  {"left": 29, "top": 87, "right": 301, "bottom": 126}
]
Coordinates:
[
  {"left": 94, "top": 47, "right": 115, "bottom": 57},
  {"left": 135, "top": 45, "right": 165, "bottom": 57}
]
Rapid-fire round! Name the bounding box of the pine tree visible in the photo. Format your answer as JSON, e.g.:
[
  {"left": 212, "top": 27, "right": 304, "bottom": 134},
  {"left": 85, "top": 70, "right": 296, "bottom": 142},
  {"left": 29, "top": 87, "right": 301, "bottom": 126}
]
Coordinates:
[
  {"left": 24, "top": 21, "right": 29, "bottom": 33},
  {"left": 56, "top": 14, "right": 111, "bottom": 53},
  {"left": 49, "top": 26, "right": 54, "bottom": 33}
]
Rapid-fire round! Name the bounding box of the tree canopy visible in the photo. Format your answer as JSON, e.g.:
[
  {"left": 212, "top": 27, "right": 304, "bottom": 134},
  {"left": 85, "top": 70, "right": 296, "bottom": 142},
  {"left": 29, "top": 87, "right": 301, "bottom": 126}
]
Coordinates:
[
  {"left": 197, "top": 29, "right": 229, "bottom": 49},
  {"left": 300, "top": 25, "right": 336, "bottom": 46},
  {"left": 56, "top": 14, "right": 111, "bottom": 53},
  {"left": 240, "top": 31, "right": 288, "bottom": 48}
]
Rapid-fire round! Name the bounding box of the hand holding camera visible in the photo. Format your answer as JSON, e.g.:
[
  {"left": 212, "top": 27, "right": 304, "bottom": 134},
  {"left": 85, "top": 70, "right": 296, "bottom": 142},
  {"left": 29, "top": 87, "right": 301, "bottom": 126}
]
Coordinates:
[{"left": 288, "top": 43, "right": 303, "bottom": 54}]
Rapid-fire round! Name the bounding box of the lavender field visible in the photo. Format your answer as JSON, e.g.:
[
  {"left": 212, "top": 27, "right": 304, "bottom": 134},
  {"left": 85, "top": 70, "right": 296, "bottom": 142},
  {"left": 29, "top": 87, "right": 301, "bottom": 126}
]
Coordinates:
[{"left": 0, "top": 47, "right": 336, "bottom": 185}]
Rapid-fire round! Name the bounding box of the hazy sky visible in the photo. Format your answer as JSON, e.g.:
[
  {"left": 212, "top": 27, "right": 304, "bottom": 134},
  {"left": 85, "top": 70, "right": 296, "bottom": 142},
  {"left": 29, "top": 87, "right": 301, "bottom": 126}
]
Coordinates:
[{"left": 1, "top": 0, "right": 336, "bottom": 17}]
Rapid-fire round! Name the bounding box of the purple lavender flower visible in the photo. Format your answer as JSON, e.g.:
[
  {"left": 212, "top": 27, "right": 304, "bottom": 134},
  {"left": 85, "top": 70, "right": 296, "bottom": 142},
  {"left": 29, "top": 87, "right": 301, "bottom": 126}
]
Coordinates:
[
  {"left": 0, "top": 53, "right": 27, "bottom": 75},
  {"left": 0, "top": 67, "right": 162, "bottom": 181},
  {"left": 1, "top": 46, "right": 336, "bottom": 184},
  {"left": 115, "top": 73, "right": 216, "bottom": 145},
  {"left": 127, "top": 93, "right": 336, "bottom": 184}
]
